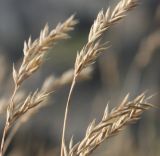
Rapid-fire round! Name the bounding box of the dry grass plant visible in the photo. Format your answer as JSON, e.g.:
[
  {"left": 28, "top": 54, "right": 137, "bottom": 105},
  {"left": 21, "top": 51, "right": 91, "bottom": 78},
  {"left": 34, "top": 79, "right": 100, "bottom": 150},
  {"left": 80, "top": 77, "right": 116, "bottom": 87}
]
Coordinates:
[
  {"left": 0, "top": 0, "right": 156, "bottom": 156},
  {"left": 0, "top": 16, "right": 78, "bottom": 156},
  {"left": 61, "top": 0, "right": 138, "bottom": 155}
]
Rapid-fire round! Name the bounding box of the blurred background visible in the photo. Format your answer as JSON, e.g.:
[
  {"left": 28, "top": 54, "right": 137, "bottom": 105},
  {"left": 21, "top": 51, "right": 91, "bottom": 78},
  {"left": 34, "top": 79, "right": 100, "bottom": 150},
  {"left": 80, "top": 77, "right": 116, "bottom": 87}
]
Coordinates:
[{"left": 0, "top": 0, "right": 160, "bottom": 155}]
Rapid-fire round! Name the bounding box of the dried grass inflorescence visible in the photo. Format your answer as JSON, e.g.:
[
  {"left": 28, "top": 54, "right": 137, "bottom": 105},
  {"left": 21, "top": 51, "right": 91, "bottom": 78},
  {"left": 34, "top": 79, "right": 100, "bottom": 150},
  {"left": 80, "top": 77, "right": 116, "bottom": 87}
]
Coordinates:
[
  {"left": 74, "top": 0, "right": 137, "bottom": 76},
  {"left": 0, "top": 15, "right": 77, "bottom": 156},
  {"left": 14, "top": 15, "right": 78, "bottom": 87},
  {"left": 68, "top": 93, "right": 153, "bottom": 156},
  {"left": 0, "top": 0, "right": 155, "bottom": 156}
]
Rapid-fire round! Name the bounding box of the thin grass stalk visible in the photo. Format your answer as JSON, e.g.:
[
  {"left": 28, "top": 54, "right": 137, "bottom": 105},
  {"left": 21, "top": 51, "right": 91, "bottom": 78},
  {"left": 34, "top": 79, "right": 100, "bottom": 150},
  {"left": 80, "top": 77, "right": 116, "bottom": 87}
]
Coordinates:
[
  {"left": 61, "top": 77, "right": 76, "bottom": 156},
  {"left": 3, "top": 121, "right": 21, "bottom": 154},
  {"left": 0, "top": 85, "right": 18, "bottom": 156}
]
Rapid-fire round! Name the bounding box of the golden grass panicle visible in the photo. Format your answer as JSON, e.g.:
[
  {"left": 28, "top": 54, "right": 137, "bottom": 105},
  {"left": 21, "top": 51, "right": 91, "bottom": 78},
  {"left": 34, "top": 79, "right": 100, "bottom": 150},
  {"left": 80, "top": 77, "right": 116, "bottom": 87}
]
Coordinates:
[
  {"left": 75, "top": 0, "right": 137, "bottom": 76},
  {"left": 68, "top": 93, "right": 153, "bottom": 156},
  {"left": 14, "top": 15, "right": 78, "bottom": 87}
]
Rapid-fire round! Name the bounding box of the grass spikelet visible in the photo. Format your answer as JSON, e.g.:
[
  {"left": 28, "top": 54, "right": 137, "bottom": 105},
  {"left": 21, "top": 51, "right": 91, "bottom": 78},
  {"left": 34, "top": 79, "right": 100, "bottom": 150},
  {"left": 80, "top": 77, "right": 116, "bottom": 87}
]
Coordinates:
[{"left": 68, "top": 93, "right": 153, "bottom": 156}]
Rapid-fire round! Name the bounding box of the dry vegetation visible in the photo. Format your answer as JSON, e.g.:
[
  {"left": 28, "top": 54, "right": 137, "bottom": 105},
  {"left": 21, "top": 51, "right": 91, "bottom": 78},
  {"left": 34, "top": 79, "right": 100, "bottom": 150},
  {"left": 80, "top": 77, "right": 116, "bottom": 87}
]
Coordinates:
[{"left": 0, "top": 0, "right": 158, "bottom": 156}]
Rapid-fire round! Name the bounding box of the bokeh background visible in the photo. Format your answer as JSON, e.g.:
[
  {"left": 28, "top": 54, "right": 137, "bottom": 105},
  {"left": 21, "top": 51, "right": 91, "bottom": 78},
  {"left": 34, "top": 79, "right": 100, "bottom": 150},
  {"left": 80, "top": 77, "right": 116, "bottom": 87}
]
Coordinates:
[{"left": 0, "top": 0, "right": 160, "bottom": 156}]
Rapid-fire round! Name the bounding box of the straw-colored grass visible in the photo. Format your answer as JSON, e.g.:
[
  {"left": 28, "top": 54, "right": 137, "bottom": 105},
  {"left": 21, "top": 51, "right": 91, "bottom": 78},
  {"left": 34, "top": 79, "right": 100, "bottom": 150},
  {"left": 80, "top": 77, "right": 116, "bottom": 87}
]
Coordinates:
[{"left": 0, "top": 0, "right": 155, "bottom": 156}]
